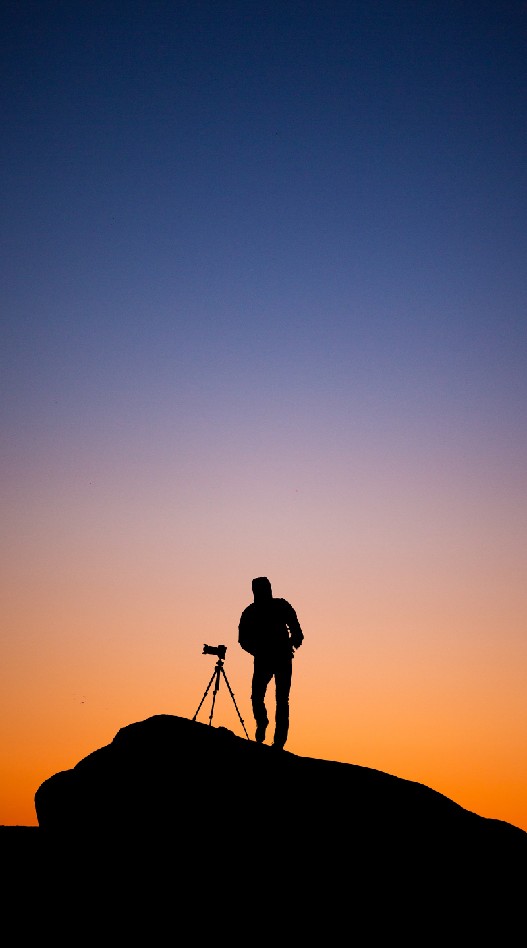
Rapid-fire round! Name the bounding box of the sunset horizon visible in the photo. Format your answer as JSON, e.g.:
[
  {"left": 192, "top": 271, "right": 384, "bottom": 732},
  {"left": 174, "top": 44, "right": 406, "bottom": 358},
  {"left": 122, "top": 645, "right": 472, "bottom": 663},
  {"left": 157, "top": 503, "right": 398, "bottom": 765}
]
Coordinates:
[{"left": 2, "top": 2, "right": 526, "bottom": 835}]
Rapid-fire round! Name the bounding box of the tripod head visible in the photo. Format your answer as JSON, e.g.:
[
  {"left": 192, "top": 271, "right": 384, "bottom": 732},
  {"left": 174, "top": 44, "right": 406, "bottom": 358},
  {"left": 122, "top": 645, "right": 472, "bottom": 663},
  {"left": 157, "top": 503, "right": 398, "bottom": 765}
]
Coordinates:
[{"left": 202, "top": 643, "right": 227, "bottom": 661}]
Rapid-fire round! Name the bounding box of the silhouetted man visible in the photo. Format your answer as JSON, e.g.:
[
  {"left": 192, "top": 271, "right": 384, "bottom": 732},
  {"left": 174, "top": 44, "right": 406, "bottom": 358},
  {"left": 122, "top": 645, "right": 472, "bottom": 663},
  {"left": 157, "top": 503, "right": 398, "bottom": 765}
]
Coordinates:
[{"left": 238, "top": 577, "right": 304, "bottom": 750}]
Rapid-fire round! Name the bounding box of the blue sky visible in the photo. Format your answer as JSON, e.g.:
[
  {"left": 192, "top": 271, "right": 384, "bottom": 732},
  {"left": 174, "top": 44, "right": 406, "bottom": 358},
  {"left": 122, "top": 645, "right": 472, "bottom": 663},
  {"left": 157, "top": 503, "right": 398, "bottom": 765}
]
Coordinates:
[{"left": 3, "top": 3, "right": 526, "bottom": 432}]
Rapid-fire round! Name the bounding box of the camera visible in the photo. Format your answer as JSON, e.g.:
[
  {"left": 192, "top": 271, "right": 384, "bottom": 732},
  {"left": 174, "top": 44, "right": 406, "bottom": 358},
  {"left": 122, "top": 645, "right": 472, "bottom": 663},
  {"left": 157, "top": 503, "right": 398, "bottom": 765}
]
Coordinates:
[{"left": 202, "top": 644, "right": 227, "bottom": 660}]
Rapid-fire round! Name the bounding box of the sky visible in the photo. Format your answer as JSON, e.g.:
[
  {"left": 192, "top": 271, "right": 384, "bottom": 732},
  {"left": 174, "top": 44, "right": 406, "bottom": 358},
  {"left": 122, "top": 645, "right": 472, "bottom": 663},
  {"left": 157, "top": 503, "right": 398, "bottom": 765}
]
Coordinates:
[{"left": 1, "top": 1, "right": 526, "bottom": 832}]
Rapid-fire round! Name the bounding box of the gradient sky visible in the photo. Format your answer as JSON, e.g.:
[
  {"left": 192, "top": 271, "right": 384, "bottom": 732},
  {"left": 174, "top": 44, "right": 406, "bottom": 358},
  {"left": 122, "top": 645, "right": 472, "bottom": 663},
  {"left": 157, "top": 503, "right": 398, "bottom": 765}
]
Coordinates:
[{"left": 2, "top": 1, "right": 526, "bottom": 832}]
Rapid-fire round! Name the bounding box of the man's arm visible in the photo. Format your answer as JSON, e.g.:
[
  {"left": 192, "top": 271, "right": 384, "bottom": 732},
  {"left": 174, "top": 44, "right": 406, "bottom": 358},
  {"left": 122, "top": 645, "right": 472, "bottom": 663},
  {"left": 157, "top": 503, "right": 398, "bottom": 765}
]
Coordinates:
[
  {"left": 284, "top": 601, "right": 303, "bottom": 649},
  {"left": 238, "top": 607, "right": 256, "bottom": 655}
]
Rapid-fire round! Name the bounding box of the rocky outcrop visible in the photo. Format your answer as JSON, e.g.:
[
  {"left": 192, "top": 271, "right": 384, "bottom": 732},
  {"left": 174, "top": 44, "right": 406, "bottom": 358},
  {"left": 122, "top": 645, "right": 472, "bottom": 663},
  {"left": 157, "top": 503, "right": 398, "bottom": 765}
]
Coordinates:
[{"left": 29, "top": 715, "right": 527, "bottom": 938}]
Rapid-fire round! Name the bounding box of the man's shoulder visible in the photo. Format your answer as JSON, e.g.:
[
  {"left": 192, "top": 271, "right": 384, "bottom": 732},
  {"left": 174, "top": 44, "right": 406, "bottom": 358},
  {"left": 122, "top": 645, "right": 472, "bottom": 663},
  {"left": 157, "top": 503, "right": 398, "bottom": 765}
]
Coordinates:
[
  {"left": 274, "top": 597, "right": 295, "bottom": 613},
  {"left": 239, "top": 603, "right": 255, "bottom": 621}
]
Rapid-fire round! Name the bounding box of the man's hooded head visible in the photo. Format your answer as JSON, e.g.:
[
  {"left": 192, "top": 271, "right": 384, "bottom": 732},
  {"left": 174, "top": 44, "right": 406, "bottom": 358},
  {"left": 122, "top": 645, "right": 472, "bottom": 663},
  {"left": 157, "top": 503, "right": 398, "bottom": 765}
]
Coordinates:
[{"left": 252, "top": 576, "right": 273, "bottom": 602}]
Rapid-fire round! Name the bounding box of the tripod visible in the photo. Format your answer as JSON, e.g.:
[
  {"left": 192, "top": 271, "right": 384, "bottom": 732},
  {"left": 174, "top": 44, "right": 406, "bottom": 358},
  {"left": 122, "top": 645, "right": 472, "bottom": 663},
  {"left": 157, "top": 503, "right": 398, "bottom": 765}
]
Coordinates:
[{"left": 193, "top": 656, "right": 250, "bottom": 740}]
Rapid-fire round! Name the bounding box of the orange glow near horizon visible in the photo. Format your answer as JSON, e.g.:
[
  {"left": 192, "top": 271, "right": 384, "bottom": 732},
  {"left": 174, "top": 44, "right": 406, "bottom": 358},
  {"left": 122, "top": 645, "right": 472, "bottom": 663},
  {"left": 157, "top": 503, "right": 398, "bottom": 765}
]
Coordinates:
[{"left": 2, "top": 540, "right": 526, "bottom": 832}]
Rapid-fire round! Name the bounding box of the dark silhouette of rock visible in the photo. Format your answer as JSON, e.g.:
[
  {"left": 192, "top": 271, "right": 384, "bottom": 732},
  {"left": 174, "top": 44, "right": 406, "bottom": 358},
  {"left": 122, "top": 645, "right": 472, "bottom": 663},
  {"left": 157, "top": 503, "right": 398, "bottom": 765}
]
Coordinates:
[{"left": 4, "top": 714, "right": 526, "bottom": 938}]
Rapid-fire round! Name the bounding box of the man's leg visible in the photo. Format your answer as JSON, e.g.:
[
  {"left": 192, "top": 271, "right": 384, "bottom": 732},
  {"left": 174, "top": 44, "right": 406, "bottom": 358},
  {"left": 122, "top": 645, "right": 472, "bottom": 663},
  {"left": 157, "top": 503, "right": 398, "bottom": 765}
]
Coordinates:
[
  {"left": 251, "top": 660, "right": 273, "bottom": 743},
  {"left": 273, "top": 660, "right": 292, "bottom": 749}
]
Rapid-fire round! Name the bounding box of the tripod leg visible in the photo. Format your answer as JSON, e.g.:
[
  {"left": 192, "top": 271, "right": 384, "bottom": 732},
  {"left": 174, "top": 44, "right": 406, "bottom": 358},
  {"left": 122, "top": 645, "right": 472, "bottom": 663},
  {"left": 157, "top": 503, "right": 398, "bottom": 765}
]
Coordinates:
[
  {"left": 208, "top": 666, "right": 221, "bottom": 726},
  {"left": 192, "top": 668, "right": 217, "bottom": 722},
  {"left": 220, "top": 667, "right": 250, "bottom": 740}
]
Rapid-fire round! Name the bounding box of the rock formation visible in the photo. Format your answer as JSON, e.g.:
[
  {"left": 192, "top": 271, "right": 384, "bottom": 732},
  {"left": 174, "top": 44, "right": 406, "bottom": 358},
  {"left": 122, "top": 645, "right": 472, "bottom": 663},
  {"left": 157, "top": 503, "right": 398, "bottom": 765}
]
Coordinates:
[{"left": 29, "top": 714, "right": 526, "bottom": 939}]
